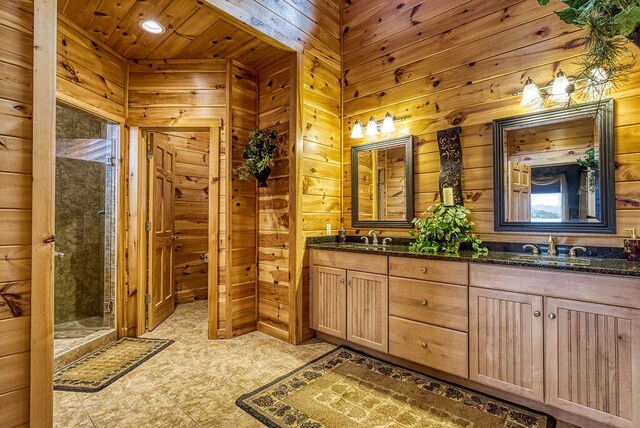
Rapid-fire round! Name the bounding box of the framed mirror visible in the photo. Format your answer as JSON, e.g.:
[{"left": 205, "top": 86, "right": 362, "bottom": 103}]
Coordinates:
[
  {"left": 351, "top": 136, "right": 414, "bottom": 228},
  {"left": 493, "top": 99, "right": 615, "bottom": 233}
]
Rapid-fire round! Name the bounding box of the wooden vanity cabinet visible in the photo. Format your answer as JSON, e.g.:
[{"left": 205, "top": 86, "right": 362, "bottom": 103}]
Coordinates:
[
  {"left": 469, "top": 287, "right": 544, "bottom": 402},
  {"left": 545, "top": 298, "right": 640, "bottom": 428},
  {"left": 347, "top": 271, "right": 388, "bottom": 353},
  {"left": 310, "top": 265, "right": 347, "bottom": 339},
  {"left": 310, "top": 250, "right": 388, "bottom": 351}
]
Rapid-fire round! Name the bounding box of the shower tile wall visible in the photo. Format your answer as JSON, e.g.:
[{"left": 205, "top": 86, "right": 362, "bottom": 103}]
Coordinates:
[{"left": 54, "top": 157, "right": 106, "bottom": 324}]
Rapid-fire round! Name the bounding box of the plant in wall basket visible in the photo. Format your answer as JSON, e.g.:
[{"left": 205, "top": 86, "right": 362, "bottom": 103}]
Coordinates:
[
  {"left": 235, "top": 129, "right": 278, "bottom": 188},
  {"left": 409, "top": 203, "right": 488, "bottom": 255},
  {"left": 537, "top": 0, "right": 640, "bottom": 101}
]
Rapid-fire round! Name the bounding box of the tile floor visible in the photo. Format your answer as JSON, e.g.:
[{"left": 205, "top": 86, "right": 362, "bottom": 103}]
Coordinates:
[
  {"left": 54, "top": 300, "right": 578, "bottom": 428},
  {"left": 53, "top": 301, "right": 336, "bottom": 427}
]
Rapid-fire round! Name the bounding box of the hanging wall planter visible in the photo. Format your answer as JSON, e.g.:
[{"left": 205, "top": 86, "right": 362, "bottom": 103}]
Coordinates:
[
  {"left": 235, "top": 129, "right": 278, "bottom": 188},
  {"left": 537, "top": 1, "right": 640, "bottom": 100}
]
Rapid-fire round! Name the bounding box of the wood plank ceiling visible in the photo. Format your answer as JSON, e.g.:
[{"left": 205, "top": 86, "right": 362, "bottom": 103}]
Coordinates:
[{"left": 57, "top": 0, "right": 288, "bottom": 67}]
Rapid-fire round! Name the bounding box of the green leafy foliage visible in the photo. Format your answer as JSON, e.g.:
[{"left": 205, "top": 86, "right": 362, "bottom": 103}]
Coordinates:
[
  {"left": 234, "top": 129, "right": 278, "bottom": 181},
  {"left": 576, "top": 147, "right": 599, "bottom": 170},
  {"left": 537, "top": 0, "right": 639, "bottom": 102},
  {"left": 409, "top": 203, "right": 488, "bottom": 256}
]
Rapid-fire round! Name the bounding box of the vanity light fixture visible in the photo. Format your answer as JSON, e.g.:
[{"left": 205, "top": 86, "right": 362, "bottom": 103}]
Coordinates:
[
  {"left": 584, "top": 67, "right": 612, "bottom": 100},
  {"left": 350, "top": 120, "right": 364, "bottom": 139},
  {"left": 351, "top": 112, "right": 398, "bottom": 139},
  {"left": 550, "top": 70, "right": 570, "bottom": 102},
  {"left": 366, "top": 116, "right": 379, "bottom": 137},
  {"left": 381, "top": 112, "right": 396, "bottom": 133},
  {"left": 520, "top": 77, "right": 542, "bottom": 106},
  {"left": 139, "top": 19, "right": 165, "bottom": 34}
]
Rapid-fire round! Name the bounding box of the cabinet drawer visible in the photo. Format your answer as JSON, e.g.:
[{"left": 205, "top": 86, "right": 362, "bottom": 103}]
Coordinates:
[
  {"left": 389, "top": 316, "right": 469, "bottom": 378},
  {"left": 311, "top": 250, "right": 387, "bottom": 274},
  {"left": 389, "top": 257, "right": 468, "bottom": 285},
  {"left": 389, "top": 277, "right": 468, "bottom": 332}
]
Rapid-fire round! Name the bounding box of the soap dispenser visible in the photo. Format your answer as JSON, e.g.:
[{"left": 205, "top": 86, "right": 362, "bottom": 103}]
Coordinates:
[{"left": 624, "top": 228, "right": 640, "bottom": 261}]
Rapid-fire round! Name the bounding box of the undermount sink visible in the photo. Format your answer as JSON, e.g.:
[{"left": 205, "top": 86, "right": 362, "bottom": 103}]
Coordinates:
[
  {"left": 338, "top": 243, "right": 388, "bottom": 251},
  {"left": 510, "top": 254, "right": 591, "bottom": 266}
]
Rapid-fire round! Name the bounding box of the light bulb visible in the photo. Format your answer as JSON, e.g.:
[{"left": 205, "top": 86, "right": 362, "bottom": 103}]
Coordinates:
[
  {"left": 584, "top": 68, "right": 612, "bottom": 100},
  {"left": 365, "top": 116, "right": 379, "bottom": 137},
  {"left": 550, "top": 70, "right": 570, "bottom": 102},
  {"left": 520, "top": 77, "right": 541, "bottom": 106},
  {"left": 350, "top": 120, "right": 364, "bottom": 139},
  {"left": 139, "top": 20, "right": 165, "bottom": 34},
  {"left": 381, "top": 112, "right": 396, "bottom": 133}
]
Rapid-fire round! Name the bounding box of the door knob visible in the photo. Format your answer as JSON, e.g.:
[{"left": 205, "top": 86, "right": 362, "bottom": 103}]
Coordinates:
[
  {"left": 339, "top": 279, "right": 345, "bottom": 284},
  {"left": 533, "top": 311, "right": 541, "bottom": 317},
  {"left": 548, "top": 313, "right": 557, "bottom": 320},
  {"left": 421, "top": 342, "right": 428, "bottom": 349},
  {"left": 171, "top": 234, "right": 178, "bottom": 240},
  {"left": 420, "top": 299, "right": 428, "bottom": 306},
  {"left": 421, "top": 267, "right": 428, "bottom": 273}
]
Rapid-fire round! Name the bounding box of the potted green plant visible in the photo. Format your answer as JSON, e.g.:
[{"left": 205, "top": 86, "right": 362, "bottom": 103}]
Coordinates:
[
  {"left": 537, "top": 1, "right": 640, "bottom": 95},
  {"left": 409, "top": 203, "right": 488, "bottom": 255},
  {"left": 235, "top": 129, "right": 278, "bottom": 187}
]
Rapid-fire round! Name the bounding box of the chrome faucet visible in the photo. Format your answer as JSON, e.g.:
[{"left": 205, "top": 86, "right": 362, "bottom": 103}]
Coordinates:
[
  {"left": 360, "top": 236, "right": 369, "bottom": 245},
  {"left": 523, "top": 244, "right": 540, "bottom": 255},
  {"left": 368, "top": 230, "right": 379, "bottom": 245},
  {"left": 382, "top": 237, "right": 392, "bottom": 247},
  {"left": 547, "top": 236, "right": 558, "bottom": 257}
]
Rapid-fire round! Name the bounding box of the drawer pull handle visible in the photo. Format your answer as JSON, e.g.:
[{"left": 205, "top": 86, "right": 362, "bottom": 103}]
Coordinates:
[
  {"left": 420, "top": 299, "right": 428, "bottom": 306},
  {"left": 421, "top": 342, "right": 428, "bottom": 349},
  {"left": 339, "top": 279, "right": 345, "bottom": 284},
  {"left": 533, "top": 311, "right": 541, "bottom": 317},
  {"left": 421, "top": 267, "right": 428, "bottom": 273},
  {"left": 548, "top": 313, "right": 557, "bottom": 320}
]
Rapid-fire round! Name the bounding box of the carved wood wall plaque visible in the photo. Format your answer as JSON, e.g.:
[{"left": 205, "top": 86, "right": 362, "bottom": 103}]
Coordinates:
[{"left": 437, "top": 126, "right": 464, "bottom": 205}]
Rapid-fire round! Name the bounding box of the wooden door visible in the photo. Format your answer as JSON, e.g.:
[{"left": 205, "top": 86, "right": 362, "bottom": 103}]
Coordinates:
[
  {"left": 347, "top": 271, "right": 389, "bottom": 353},
  {"left": 310, "top": 266, "right": 347, "bottom": 339},
  {"left": 147, "top": 133, "right": 177, "bottom": 331},
  {"left": 545, "top": 298, "right": 640, "bottom": 427},
  {"left": 507, "top": 161, "right": 531, "bottom": 222},
  {"left": 469, "top": 287, "right": 544, "bottom": 402}
]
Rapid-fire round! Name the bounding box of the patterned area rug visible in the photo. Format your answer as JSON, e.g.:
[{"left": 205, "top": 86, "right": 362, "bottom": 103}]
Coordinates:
[
  {"left": 237, "top": 347, "right": 554, "bottom": 428},
  {"left": 54, "top": 337, "right": 173, "bottom": 392}
]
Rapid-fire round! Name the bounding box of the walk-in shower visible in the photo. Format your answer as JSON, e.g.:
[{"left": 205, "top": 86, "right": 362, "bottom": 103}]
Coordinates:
[{"left": 54, "top": 103, "right": 119, "bottom": 364}]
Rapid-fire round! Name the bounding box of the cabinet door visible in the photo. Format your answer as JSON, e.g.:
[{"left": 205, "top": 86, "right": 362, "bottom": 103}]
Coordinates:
[
  {"left": 545, "top": 298, "right": 640, "bottom": 428},
  {"left": 310, "top": 266, "right": 346, "bottom": 339},
  {"left": 469, "top": 287, "right": 544, "bottom": 402},
  {"left": 347, "top": 271, "right": 389, "bottom": 353}
]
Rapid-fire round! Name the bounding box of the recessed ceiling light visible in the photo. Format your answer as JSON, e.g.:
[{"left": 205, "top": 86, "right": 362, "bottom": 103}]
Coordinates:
[{"left": 139, "top": 20, "right": 165, "bottom": 34}]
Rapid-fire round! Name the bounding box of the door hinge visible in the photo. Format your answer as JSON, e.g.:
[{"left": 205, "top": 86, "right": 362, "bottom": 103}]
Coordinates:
[
  {"left": 144, "top": 294, "right": 151, "bottom": 305},
  {"left": 146, "top": 150, "right": 153, "bottom": 160},
  {"left": 107, "top": 156, "right": 117, "bottom": 167},
  {"left": 104, "top": 300, "right": 113, "bottom": 313},
  {"left": 145, "top": 221, "right": 152, "bottom": 232}
]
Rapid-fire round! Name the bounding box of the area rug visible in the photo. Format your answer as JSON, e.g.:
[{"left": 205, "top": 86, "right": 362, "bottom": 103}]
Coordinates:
[
  {"left": 53, "top": 337, "right": 173, "bottom": 392},
  {"left": 237, "top": 347, "right": 554, "bottom": 428}
]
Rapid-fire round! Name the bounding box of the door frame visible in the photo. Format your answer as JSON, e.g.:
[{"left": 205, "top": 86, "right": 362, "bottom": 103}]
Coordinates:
[{"left": 128, "top": 123, "right": 221, "bottom": 338}]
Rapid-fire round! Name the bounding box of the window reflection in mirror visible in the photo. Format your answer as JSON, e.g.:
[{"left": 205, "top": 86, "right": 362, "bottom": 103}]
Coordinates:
[
  {"left": 504, "top": 116, "right": 601, "bottom": 224},
  {"left": 357, "top": 145, "right": 407, "bottom": 222}
]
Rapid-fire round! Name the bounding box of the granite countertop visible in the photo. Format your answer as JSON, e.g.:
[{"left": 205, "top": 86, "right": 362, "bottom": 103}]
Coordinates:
[{"left": 307, "top": 240, "right": 640, "bottom": 278}]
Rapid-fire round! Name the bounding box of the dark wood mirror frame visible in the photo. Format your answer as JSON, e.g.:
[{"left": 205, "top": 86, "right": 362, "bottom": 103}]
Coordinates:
[
  {"left": 351, "top": 136, "right": 414, "bottom": 229},
  {"left": 493, "top": 99, "right": 616, "bottom": 234}
]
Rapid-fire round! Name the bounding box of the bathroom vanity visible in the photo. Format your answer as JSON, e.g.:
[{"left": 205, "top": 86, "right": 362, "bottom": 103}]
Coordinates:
[{"left": 308, "top": 243, "right": 640, "bottom": 427}]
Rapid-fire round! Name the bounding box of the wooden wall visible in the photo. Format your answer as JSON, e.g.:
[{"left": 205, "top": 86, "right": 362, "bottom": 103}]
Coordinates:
[
  {"left": 0, "top": 0, "right": 32, "bottom": 425},
  {"left": 56, "top": 16, "right": 127, "bottom": 123},
  {"left": 257, "top": 55, "right": 293, "bottom": 341},
  {"left": 342, "top": 0, "right": 640, "bottom": 248},
  {"left": 228, "top": 61, "right": 259, "bottom": 336}
]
